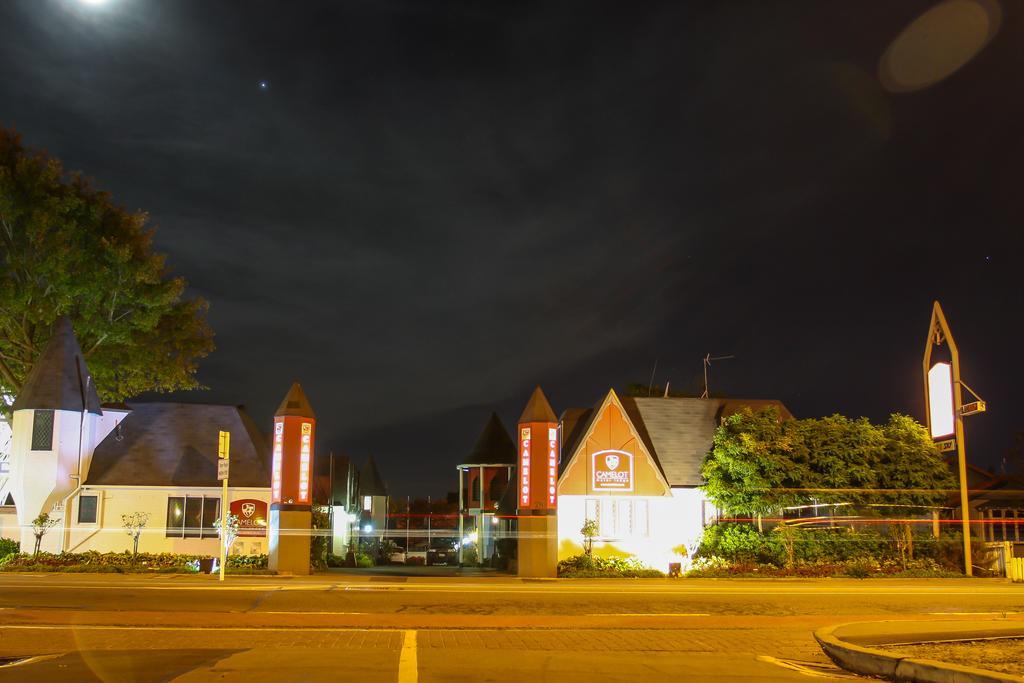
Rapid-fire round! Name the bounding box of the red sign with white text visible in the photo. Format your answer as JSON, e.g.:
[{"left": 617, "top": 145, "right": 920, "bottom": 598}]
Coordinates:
[
  {"left": 230, "top": 498, "right": 268, "bottom": 537},
  {"left": 519, "top": 422, "right": 558, "bottom": 510}
]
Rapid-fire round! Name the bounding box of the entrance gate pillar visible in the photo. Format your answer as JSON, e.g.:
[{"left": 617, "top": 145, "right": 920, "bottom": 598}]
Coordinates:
[
  {"left": 516, "top": 386, "right": 559, "bottom": 578},
  {"left": 268, "top": 382, "right": 316, "bottom": 575}
]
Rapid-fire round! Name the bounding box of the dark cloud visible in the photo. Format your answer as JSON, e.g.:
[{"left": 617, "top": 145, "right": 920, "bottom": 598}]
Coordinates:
[{"left": 1, "top": 0, "right": 1020, "bottom": 495}]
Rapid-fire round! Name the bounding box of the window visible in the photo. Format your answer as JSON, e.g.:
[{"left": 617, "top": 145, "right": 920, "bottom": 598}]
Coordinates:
[
  {"left": 165, "top": 496, "right": 220, "bottom": 539},
  {"left": 0, "top": 461, "right": 8, "bottom": 476},
  {"left": 634, "top": 499, "right": 649, "bottom": 537},
  {"left": 363, "top": 495, "right": 372, "bottom": 511},
  {"left": 31, "top": 410, "right": 54, "bottom": 451},
  {"left": 586, "top": 497, "right": 649, "bottom": 539},
  {"left": 78, "top": 495, "right": 98, "bottom": 524}
]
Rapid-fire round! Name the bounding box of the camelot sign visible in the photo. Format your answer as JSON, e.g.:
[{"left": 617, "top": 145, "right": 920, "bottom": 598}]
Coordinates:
[
  {"left": 592, "top": 449, "right": 633, "bottom": 492},
  {"left": 230, "top": 498, "right": 268, "bottom": 537}
]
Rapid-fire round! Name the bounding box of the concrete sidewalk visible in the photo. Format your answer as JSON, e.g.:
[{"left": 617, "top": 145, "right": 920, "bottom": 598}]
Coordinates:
[{"left": 816, "top": 619, "right": 1024, "bottom": 682}]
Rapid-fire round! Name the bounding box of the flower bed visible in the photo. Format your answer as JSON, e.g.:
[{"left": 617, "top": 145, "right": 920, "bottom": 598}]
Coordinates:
[
  {"left": 557, "top": 554, "right": 665, "bottom": 578},
  {"left": 686, "top": 555, "right": 964, "bottom": 579},
  {"left": 0, "top": 551, "right": 207, "bottom": 573}
]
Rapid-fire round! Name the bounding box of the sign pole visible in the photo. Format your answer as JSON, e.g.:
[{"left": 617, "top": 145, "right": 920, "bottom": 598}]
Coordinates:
[
  {"left": 218, "top": 430, "right": 231, "bottom": 582},
  {"left": 923, "top": 302, "right": 977, "bottom": 577}
]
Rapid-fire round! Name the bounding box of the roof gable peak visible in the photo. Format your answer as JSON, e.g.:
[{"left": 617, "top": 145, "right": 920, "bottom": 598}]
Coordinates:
[
  {"left": 275, "top": 382, "right": 315, "bottom": 419},
  {"left": 518, "top": 385, "right": 557, "bottom": 424}
]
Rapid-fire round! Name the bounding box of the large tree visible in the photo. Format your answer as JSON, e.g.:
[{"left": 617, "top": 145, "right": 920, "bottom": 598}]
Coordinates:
[
  {"left": 701, "top": 408, "right": 954, "bottom": 516},
  {"left": 700, "top": 406, "right": 816, "bottom": 516},
  {"left": 0, "top": 128, "right": 213, "bottom": 408}
]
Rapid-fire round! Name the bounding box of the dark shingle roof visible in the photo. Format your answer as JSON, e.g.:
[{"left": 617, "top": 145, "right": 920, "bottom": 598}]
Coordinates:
[
  {"left": 87, "top": 403, "right": 270, "bottom": 487},
  {"left": 465, "top": 412, "right": 516, "bottom": 465},
  {"left": 358, "top": 455, "right": 387, "bottom": 497},
  {"left": 559, "top": 394, "right": 792, "bottom": 487},
  {"left": 13, "top": 317, "right": 102, "bottom": 415},
  {"left": 622, "top": 397, "right": 792, "bottom": 487}
]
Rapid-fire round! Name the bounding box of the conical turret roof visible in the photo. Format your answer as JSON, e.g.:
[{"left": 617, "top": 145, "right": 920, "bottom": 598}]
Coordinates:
[
  {"left": 466, "top": 412, "right": 516, "bottom": 465},
  {"left": 358, "top": 455, "right": 387, "bottom": 497},
  {"left": 274, "top": 382, "right": 315, "bottom": 419},
  {"left": 13, "top": 317, "right": 102, "bottom": 415},
  {"left": 518, "top": 385, "right": 557, "bottom": 424}
]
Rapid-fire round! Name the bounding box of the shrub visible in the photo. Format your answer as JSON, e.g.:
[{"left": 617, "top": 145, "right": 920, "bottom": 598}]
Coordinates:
[
  {"left": 0, "top": 551, "right": 207, "bottom": 573},
  {"left": 557, "top": 554, "right": 665, "bottom": 578},
  {"left": 356, "top": 552, "right": 374, "bottom": 568},
  {"left": 461, "top": 546, "right": 479, "bottom": 566},
  {"left": 0, "top": 538, "right": 19, "bottom": 560},
  {"left": 226, "top": 554, "right": 268, "bottom": 569}
]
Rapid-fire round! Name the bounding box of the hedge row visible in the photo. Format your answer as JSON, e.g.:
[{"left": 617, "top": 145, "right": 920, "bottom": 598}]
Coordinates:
[{"left": 0, "top": 550, "right": 269, "bottom": 573}]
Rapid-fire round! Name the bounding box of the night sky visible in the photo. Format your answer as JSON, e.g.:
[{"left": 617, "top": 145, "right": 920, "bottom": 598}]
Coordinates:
[{"left": 1, "top": 1, "right": 1019, "bottom": 498}]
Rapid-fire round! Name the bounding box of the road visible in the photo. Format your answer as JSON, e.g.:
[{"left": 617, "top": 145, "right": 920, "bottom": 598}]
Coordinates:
[{"left": 0, "top": 572, "right": 1021, "bottom": 682}]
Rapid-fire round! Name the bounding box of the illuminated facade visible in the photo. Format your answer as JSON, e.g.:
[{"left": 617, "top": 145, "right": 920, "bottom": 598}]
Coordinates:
[{"left": 555, "top": 390, "right": 794, "bottom": 572}]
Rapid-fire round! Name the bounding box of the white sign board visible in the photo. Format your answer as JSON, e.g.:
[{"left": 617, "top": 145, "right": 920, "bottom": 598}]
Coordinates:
[{"left": 217, "top": 459, "right": 230, "bottom": 481}]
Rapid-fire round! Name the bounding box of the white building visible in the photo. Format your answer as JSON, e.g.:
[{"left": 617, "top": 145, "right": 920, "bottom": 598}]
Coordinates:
[
  {"left": 555, "top": 389, "right": 792, "bottom": 571},
  {"left": 1, "top": 318, "right": 273, "bottom": 555}
]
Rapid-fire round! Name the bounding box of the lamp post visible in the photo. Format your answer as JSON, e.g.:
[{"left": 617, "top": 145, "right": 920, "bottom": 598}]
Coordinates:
[{"left": 923, "top": 301, "right": 987, "bottom": 577}]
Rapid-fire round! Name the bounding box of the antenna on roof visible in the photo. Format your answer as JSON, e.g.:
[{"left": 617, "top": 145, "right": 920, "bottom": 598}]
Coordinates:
[
  {"left": 701, "top": 353, "right": 735, "bottom": 399},
  {"left": 647, "top": 358, "right": 659, "bottom": 397}
]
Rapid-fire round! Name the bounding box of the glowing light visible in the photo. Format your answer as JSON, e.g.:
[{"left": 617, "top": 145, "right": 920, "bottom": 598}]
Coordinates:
[
  {"left": 271, "top": 421, "right": 283, "bottom": 502},
  {"left": 363, "top": 524, "right": 373, "bottom": 533},
  {"left": 519, "top": 427, "right": 531, "bottom": 507},
  {"left": 880, "top": 0, "right": 1001, "bottom": 93},
  {"left": 928, "top": 362, "right": 956, "bottom": 438}
]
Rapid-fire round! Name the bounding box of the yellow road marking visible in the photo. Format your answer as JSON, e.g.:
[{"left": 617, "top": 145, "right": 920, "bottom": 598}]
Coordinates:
[{"left": 398, "top": 630, "right": 417, "bottom": 683}]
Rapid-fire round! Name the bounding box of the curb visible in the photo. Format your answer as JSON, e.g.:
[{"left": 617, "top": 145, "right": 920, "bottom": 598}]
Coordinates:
[{"left": 815, "top": 623, "right": 1024, "bottom": 683}]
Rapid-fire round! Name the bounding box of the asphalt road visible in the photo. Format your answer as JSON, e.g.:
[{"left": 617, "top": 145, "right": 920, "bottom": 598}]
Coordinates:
[{"left": 0, "top": 572, "right": 1021, "bottom": 682}]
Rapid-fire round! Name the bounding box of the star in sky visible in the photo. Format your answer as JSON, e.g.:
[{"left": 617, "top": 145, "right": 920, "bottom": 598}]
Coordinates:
[{"left": 258, "top": 80, "right": 269, "bottom": 90}]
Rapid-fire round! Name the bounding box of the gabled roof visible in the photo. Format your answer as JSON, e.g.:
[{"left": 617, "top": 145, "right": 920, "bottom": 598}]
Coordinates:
[
  {"left": 465, "top": 412, "right": 516, "bottom": 465},
  {"left": 518, "top": 386, "right": 557, "bottom": 424},
  {"left": 275, "top": 382, "right": 315, "bottom": 419},
  {"left": 87, "top": 403, "right": 270, "bottom": 487},
  {"left": 358, "top": 455, "right": 387, "bottom": 497},
  {"left": 13, "top": 317, "right": 102, "bottom": 415},
  {"left": 560, "top": 393, "right": 792, "bottom": 487}
]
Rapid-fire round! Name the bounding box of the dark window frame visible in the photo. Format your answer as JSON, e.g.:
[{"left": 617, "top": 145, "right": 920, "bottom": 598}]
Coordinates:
[
  {"left": 165, "top": 495, "right": 221, "bottom": 539},
  {"left": 77, "top": 495, "right": 98, "bottom": 524},
  {"left": 31, "top": 410, "right": 54, "bottom": 451}
]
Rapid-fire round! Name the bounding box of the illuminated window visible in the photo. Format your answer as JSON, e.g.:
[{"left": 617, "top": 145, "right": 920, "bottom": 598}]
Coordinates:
[
  {"left": 363, "top": 495, "right": 372, "bottom": 511},
  {"left": 617, "top": 500, "right": 632, "bottom": 537},
  {"left": 31, "top": 410, "right": 54, "bottom": 451},
  {"left": 634, "top": 499, "right": 649, "bottom": 537},
  {"left": 78, "top": 495, "right": 98, "bottom": 524},
  {"left": 165, "top": 496, "right": 220, "bottom": 539},
  {"left": 585, "top": 498, "right": 599, "bottom": 527}
]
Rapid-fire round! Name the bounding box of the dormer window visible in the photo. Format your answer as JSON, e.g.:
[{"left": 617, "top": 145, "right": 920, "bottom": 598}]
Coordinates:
[{"left": 31, "top": 410, "right": 54, "bottom": 451}]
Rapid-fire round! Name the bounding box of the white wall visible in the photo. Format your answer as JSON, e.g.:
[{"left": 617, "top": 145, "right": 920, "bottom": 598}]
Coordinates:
[
  {"left": 557, "top": 487, "right": 707, "bottom": 572},
  {"left": 64, "top": 486, "right": 271, "bottom": 556},
  {"left": 10, "top": 408, "right": 95, "bottom": 552}
]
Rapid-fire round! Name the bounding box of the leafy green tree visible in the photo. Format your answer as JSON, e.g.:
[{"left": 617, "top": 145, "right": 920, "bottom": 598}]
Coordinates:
[
  {"left": 30, "top": 512, "right": 58, "bottom": 555},
  {"left": 121, "top": 511, "right": 150, "bottom": 556},
  {"left": 0, "top": 128, "right": 213, "bottom": 409},
  {"left": 581, "top": 519, "right": 599, "bottom": 556},
  {"left": 701, "top": 408, "right": 955, "bottom": 547},
  {"left": 700, "top": 407, "right": 814, "bottom": 516}
]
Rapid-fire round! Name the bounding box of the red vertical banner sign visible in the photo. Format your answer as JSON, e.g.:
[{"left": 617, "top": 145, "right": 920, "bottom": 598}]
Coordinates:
[
  {"left": 547, "top": 427, "right": 558, "bottom": 508},
  {"left": 519, "top": 427, "right": 531, "bottom": 507},
  {"left": 299, "top": 422, "right": 312, "bottom": 503},
  {"left": 271, "top": 420, "right": 284, "bottom": 503}
]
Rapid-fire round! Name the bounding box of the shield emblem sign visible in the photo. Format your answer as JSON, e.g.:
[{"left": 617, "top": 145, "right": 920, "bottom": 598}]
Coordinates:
[
  {"left": 241, "top": 503, "right": 256, "bottom": 518},
  {"left": 604, "top": 454, "right": 620, "bottom": 471}
]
